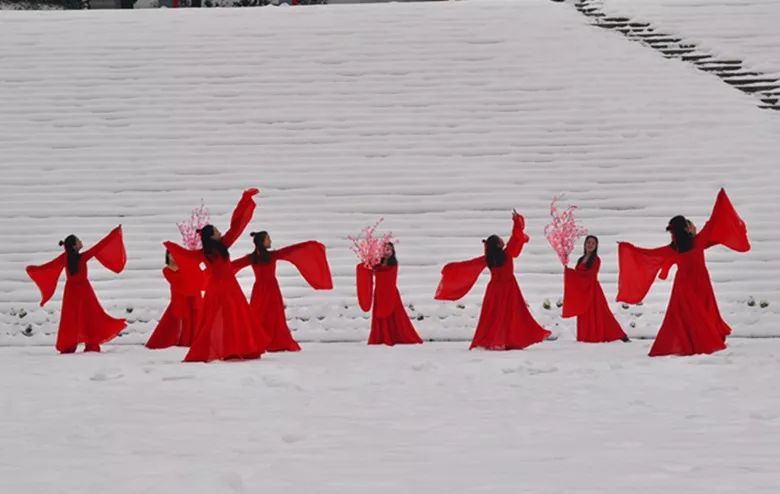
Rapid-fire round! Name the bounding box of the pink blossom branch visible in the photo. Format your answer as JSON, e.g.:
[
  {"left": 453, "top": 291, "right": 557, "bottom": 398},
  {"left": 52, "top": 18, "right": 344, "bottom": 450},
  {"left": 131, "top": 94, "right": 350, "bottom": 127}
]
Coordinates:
[
  {"left": 348, "top": 218, "right": 396, "bottom": 268},
  {"left": 544, "top": 196, "right": 587, "bottom": 266},
  {"left": 176, "top": 200, "right": 211, "bottom": 250}
]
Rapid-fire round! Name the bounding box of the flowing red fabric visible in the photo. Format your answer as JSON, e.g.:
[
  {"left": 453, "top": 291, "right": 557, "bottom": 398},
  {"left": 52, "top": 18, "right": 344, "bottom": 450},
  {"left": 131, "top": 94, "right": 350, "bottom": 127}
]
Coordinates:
[
  {"left": 436, "top": 216, "right": 550, "bottom": 350},
  {"left": 145, "top": 266, "right": 204, "bottom": 349},
  {"left": 164, "top": 189, "right": 264, "bottom": 362},
  {"left": 356, "top": 264, "right": 373, "bottom": 312},
  {"left": 357, "top": 264, "right": 423, "bottom": 346},
  {"left": 25, "top": 226, "right": 127, "bottom": 353},
  {"left": 234, "top": 241, "right": 333, "bottom": 352},
  {"left": 563, "top": 257, "right": 627, "bottom": 343},
  {"left": 617, "top": 189, "right": 750, "bottom": 357}
]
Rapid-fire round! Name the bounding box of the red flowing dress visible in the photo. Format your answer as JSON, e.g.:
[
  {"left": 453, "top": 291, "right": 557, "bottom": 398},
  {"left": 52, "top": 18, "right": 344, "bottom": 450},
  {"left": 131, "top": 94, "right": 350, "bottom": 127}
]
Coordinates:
[
  {"left": 563, "top": 256, "right": 628, "bottom": 343},
  {"left": 165, "top": 189, "right": 265, "bottom": 362},
  {"left": 617, "top": 189, "right": 750, "bottom": 357},
  {"left": 26, "top": 226, "right": 127, "bottom": 353},
  {"left": 145, "top": 265, "right": 205, "bottom": 349},
  {"left": 357, "top": 263, "right": 423, "bottom": 346},
  {"left": 233, "top": 241, "right": 333, "bottom": 352},
  {"left": 435, "top": 216, "right": 551, "bottom": 350}
]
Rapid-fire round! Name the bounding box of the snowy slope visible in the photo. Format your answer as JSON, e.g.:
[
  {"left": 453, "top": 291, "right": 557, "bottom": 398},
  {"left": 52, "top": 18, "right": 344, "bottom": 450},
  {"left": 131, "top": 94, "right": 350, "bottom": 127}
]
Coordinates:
[
  {"left": 0, "top": 1, "right": 778, "bottom": 345},
  {"left": 601, "top": 0, "right": 780, "bottom": 76}
]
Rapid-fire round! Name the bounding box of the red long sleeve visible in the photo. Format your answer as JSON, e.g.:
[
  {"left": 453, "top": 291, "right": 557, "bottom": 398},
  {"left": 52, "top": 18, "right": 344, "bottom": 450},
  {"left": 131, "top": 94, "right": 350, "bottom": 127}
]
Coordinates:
[
  {"left": 25, "top": 253, "right": 67, "bottom": 307},
  {"left": 696, "top": 188, "right": 750, "bottom": 252},
  {"left": 275, "top": 241, "right": 333, "bottom": 290},
  {"left": 222, "top": 188, "right": 258, "bottom": 248}
]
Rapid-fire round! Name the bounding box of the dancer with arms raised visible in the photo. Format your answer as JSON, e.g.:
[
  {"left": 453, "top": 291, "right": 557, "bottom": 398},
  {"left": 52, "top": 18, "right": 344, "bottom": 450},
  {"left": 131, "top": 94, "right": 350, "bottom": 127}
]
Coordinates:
[
  {"left": 436, "top": 210, "right": 550, "bottom": 350},
  {"left": 165, "top": 188, "right": 265, "bottom": 362},
  {"left": 26, "top": 226, "right": 127, "bottom": 353},
  {"left": 233, "top": 231, "right": 333, "bottom": 352},
  {"left": 617, "top": 189, "right": 750, "bottom": 356}
]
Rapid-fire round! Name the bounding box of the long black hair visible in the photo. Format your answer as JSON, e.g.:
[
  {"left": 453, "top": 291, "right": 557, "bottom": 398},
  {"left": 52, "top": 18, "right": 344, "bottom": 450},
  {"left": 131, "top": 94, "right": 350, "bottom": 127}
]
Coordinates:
[
  {"left": 381, "top": 242, "right": 398, "bottom": 267},
  {"left": 484, "top": 235, "right": 507, "bottom": 268},
  {"left": 199, "top": 224, "right": 229, "bottom": 261},
  {"left": 250, "top": 231, "right": 271, "bottom": 264},
  {"left": 576, "top": 235, "right": 599, "bottom": 269},
  {"left": 667, "top": 215, "right": 694, "bottom": 253},
  {"left": 59, "top": 235, "right": 80, "bottom": 275}
]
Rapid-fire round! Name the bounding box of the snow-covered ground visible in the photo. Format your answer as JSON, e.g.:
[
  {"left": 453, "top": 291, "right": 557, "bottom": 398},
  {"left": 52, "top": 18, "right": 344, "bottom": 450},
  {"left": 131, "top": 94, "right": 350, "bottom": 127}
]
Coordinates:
[
  {"left": 2, "top": 341, "right": 780, "bottom": 493},
  {"left": 0, "top": 1, "right": 778, "bottom": 346},
  {"left": 601, "top": 0, "right": 780, "bottom": 76}
]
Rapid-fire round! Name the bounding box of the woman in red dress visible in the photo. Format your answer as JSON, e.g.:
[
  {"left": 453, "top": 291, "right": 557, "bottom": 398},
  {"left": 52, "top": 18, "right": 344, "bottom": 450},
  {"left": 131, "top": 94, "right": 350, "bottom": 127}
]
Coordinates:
[
  {"left": 164, "top": 188, "right": 265, "bottom": 362},
  {"left": 435, "top": 211, "right": 551, "bottom": 350},
  {"left": 563, "top": 235, "right": 629, "bottom": 343},
  {"left": 617, "top": 189, "right": 750, "bottom": 357},
  {"left": 357, "top": 242, "right": 423, "bottom": 346},
  {"left": 26, "top": 226, "right": 127, "bottom": 354},
  {"left": 233, "top": 231, "right": 333, "bottom": 352},
  {"left": 145, "top": 250, "right": 205, "bottom": 349}
]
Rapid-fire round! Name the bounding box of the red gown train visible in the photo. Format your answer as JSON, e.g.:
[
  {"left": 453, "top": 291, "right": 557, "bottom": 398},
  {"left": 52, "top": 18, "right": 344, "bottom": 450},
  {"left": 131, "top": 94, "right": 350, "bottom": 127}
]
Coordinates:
[
  {"left": 563, "top": 256, "right": 628, "bottom": 343},
  {"left": 435, "top": 216, "right": 551, "bottom": 350},
  {"left": 26, "top": 226, "right": 127, "bottom": 353},
  {"left": 233, "top": 241, "right": 333, "bottom": 352},
  {"left": 357, "top": 264, "right": 423, "bottom": 346},
  {"left": 165, "top": 189, "right": 265, "bottom": 362},
  {"left": 145, "top": 264, "right": 205, "bottom": 349},
  {"left": 617, "top": 189, "right": 750, "bottom": 357}
]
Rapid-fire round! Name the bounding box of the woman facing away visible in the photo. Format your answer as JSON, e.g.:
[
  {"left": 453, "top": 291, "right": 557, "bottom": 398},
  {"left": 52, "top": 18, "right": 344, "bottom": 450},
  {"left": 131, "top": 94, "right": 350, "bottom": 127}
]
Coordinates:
[
  {"left": 357, "top": 242, "right": 423, "bottom": 346},
  {"left": 435, "top": 210, "right": 551, "bottom": 350},
  {"left": 617, "top": 188, "right": 750, "bottom": 357},
  {"left": 562, "top": 235, "right": 629, "bottom": 343},
  {"left": 233, "top": 230, "right": 333, "bottom": 352},
  {"left": 164, "top": 188, "right": 266, "bottom": 362},
  {"left": 26, "top": 226, "right": 127, "bottom": 354}
]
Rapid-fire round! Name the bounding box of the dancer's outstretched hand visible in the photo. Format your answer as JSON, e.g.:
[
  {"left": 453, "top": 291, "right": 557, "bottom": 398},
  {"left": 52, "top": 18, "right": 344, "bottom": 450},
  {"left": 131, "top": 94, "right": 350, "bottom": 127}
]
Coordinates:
[{"left": 512, "top": 209, "right": 524, "bottom": 229}]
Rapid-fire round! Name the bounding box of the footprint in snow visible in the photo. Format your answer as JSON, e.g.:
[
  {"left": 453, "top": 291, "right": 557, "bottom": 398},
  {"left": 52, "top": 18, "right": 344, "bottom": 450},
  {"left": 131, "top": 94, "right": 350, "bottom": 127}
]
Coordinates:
[
  {"left": 222, "top": 472, "right": 244, "bottom": 493},
  {"left": 90, "top": 369, "right": 124, "bottom": 382},
  {"left": 161, "top": 375, "right": 195, "bottom": 382},
  {"left": 411, "top": 361, "right": 437, "bottom": 372},
  {"left": 501, "top": 365, "right": 558, "bottom": 375},
  {"left": 281, "top": 433, "right": 305, "bottom": 444},
  {"left": 262, "top": 375, "right": 302, "bottom": 391}
]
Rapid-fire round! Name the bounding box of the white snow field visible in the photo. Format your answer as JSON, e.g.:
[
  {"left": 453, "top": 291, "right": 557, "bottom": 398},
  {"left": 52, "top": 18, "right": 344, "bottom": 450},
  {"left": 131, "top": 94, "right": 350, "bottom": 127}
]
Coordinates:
[
  {"left": 3, "top": 341, "right": 780, "bottom": 493},
  {"left": 1, "top": 1, "right": 779, "bottom": 346},
  {"left": 2, "top": 2, "right": 780, "bottom": 493},
  {"left": 601, "top": 0, "right": 780, "bottom": 76}
]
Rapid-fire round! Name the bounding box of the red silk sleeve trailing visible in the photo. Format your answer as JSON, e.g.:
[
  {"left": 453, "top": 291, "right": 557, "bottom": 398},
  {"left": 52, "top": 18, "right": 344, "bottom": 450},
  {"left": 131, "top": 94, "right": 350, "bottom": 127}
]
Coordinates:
[
  {"left": 83, "top": 225, "right": 127, "bottom": 273},
  {"left": 696, "top": 188, "right": 751, "bottom": 252},
  {"left": 616, "top": 243, "right": 675, "bottom": 304},
  {"left": 26, "top": 253, "right": 66, "bottom": 307},
  {"left": 275, "top": 241, "right": 334, "bottom": 290},
  {"left": 356, "top": 264, "right": 373, "bottom": 312},
  {"left": 434, "top": 255, "right": 487, "bottom": 301},
  {"left": 222, "top": 188, "right": 258, "bottom": 248}
]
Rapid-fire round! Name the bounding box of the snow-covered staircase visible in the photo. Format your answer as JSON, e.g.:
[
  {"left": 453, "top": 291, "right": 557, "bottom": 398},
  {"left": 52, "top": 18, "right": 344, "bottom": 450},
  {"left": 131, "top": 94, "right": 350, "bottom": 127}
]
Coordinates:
[
  {"left": 0, "top": 1, "right": 778, "bottom": 345},
  {"left": 572, "top": 0, "right": 780, "bottom": 111}
]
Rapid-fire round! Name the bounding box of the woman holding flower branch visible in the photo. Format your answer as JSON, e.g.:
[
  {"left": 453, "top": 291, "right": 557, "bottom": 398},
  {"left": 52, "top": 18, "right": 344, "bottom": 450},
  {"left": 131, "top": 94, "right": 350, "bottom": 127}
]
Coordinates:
[
  {"left": 435, "top": 210, "right": 550, "bottom": 351},
  {"left": 351, "top": 221, "right": 423, "bottom": 346},
  {"left": 562, "top": 236, "right": 629, "bottom": 343}
]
